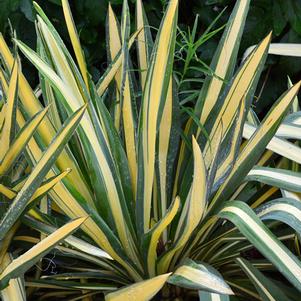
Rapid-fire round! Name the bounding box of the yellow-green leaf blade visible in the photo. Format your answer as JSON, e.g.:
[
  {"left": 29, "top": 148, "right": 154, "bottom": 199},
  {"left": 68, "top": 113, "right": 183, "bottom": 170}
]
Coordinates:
[
  {"left": 0, "top": 108, "right": 48, "bottom": 176},
  {"left": 158, "top": 136, "right": 206, "bottom": 273},
  {"left": 0, "top": 217, "right": 86, "bottom": 289},
  {"left": 219, "top": 201, "right": 301, "bottom": 292},
  {"left": 136, "top": 0, "right": 178, "bottom": 234},
  {"left": 168, "top": 259, "right": 233, "bottom": 295},
  {"left": 62, "top": 0, "right": 89, "bottom": 88},
  {"left": 0, "top": 60, "right": 18, "bottom": 159},
  {"left": 105, "top": 273, "right": 171, "bottom": 301}
]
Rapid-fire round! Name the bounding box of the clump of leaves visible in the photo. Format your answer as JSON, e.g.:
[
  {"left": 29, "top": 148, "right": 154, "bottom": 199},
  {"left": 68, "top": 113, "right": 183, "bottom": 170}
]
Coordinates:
[
  {"left": 0, "top": 58, "right": 87, "bottom": 300},
  {"left": 1, "top": 0, "right": 301, "bottom": 300}
]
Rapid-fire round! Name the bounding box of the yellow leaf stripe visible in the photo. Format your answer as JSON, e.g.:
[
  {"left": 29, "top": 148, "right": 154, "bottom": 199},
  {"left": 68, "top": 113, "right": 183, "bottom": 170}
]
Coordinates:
[
  {"left": 0, "top": 60, "right": 18, "bottom": 159},
  {"left": 0, "top": 185, "right": 16, "bottom": 199},
  {"left": 158, "top": 78, "right": 173, "bottom": 220},
  {"left": 235, "top": 81, "right": 300, "bottom": 173},
  {"left": 105, "top": 273, "right": 171, "bottom": 301},
  {"left": 122, "top": 73, "right": 137, "bottom": 193},
  {"left": 118, "top": 2, "right": 138, "bottom": 193},
  {"left": 147, "top": 196, "right": 180, "bottom": 277},
  {"left": 0, "top": 254, "right": 26, "bottom": 301},
  {"left": 136, "top": 0, "right": 150, "bottom": 90},
  {"left": 0, "top": 218, "right": 86, "bottom": 282},
  {"left": 158, "top": 136, "right": 206, "bottom": 273},
  {"left": 0, "top": 104, "right": 6, "bottom": 131},
  {"left": 62, "top": 0, "right": 89, "bottom": 89},
  {"left": 0, "top": 105, "right": 87, "bottom": 243},
  {"left": 199, "top": 0, "right": 250, "bottom": 125},
  {"left": 220, "top": 204, "right": 301, "bottom": 289},
  {"left": 97, "top": 30, "right": 141, "bottom": 96},
  {"left": 16, "top": 38, "right": 140, "bottom": 265},
  {"left": 139, "top": 0, "right": 178, "bottom": 233},
  {"left": 37, "top": 16, "right": 86, "bottom": 106},
  {"left": 173, "top": 265, "right": 233, "bottom": 295},
  {"left": 251, "top": 187, "right": 278, "bottom": 209},
  {"left": 0, "top": 170, "right": 70, "bottom": 203},
  {"left": 0, "top": 108, "right": 48, "bottom": 176},
  {"left": 107, "top": 3, "right": 122, "bottom": 129},
  {"left": 203, "top": 33, "right": 271, "bottom": 168}
]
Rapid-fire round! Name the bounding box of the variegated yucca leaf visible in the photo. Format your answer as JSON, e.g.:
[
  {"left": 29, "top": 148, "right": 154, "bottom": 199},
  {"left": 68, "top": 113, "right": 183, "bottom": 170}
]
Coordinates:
[
  {"left": 209, "top": 80, "right": 301, "bottom": 213},
  {"left": 256, "top": 198, "right": 301, "bottom": 236},
  {"left": 0, "top": 108, "right": 48, "bottom": 176},
  {"left": 196, "top": 0, "right": 251, "bottom": 124},
  {"left": 106, "top": 2, "right": 122, "bottom": 130},
  {"left": 0, "top": 254, "right": 25, "bottom": 301},
  {"left": 243, "top": 122, "right": 301, "bottom": 165},
  {"left": 23, "top": 215, "right": 112, "bottom": 260},
  {"left": 0, "top": 64, "right": 85, "bottom": 275},
  {"left": 105, "top": 273, "right": 171, "bottom": 301},
  {"left": 167, "top": 258, "right": 233, "bottom": 295},
  {"left": 0, "top": 60, "right": 19, "bottom": 160},
  {"left": 236, "top": 257, "right": 291, "bottom": 301},
  {"left": 136, "top": 0, "right": 178, "bottom": 234},
  {"left": 247, "top": 167, "right": 301, "bottom": 192},
  {"left": 62, "top": 0, "right": 89, "bottom": 89},
  {"left": 219, "top": 201, "right": 301, "bottom": 291},
  {"left": 172, "top": 0, "right": 251, "bottom": 200},
  {"left": 0, "top": 217, "right": 86, "bottom": 289},
  {"left": 136, "top": 0, "right": 153, "bottom": 91},
  {"left": 243, "top": 43, "right": 301, "bottom": 61},
  {"left": 158, "top": 136, "right": 207, "bottom": 274},
  {"left": 96, "top": 29, "right": 141, "bottom": 97}
]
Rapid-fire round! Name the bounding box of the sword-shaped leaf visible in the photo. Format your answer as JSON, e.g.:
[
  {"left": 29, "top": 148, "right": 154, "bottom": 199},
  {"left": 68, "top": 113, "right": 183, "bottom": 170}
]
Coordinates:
[
  {"left": 0, "top": 217, "right": 86, "bottom": 289},
  {"left": 0, "top": 108, "right": 48, "bottom": 176},
  {"left": 236, "top": 257, "right": 291, "bottom": 301},
  {"left": 136, "top": 0, "right": 178, "bottom": 234},
  {"left": 256, "top": 198, "right": 301, "bottom": 236},
  {"left": 219, "top": 201, "right": 301, "bottom": 292},
  {"left": 247, "top": 167, "right": 301, "bottom": 192},
  {"left": 168, "top": 258, "right": 233, "bottom": 295},
  {"left": 136, "top": 0, "right": 153, "bottom": 90},
  {"left": 0, "top": 105, "right": 86, "bottom": 240},
  {"left": 105, "top": 273, "right": 171, "bottom": 301},
  {"left": 62, "top": 0, "right": 89, "bottom": 88},
  {"left": 0, "top": 60, "right": 18, "bottom": 160}
]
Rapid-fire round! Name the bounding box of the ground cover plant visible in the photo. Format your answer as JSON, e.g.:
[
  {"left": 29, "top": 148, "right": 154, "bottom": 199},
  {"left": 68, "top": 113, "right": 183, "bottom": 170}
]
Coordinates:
[{"left": 1, "top": 0, "right": 301, "bottom": 300}]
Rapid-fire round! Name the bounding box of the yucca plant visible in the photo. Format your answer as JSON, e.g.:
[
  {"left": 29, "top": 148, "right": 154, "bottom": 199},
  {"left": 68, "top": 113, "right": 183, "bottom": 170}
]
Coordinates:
[{"left": 1, "top": 0, "right": 301, "bottom": 300}]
